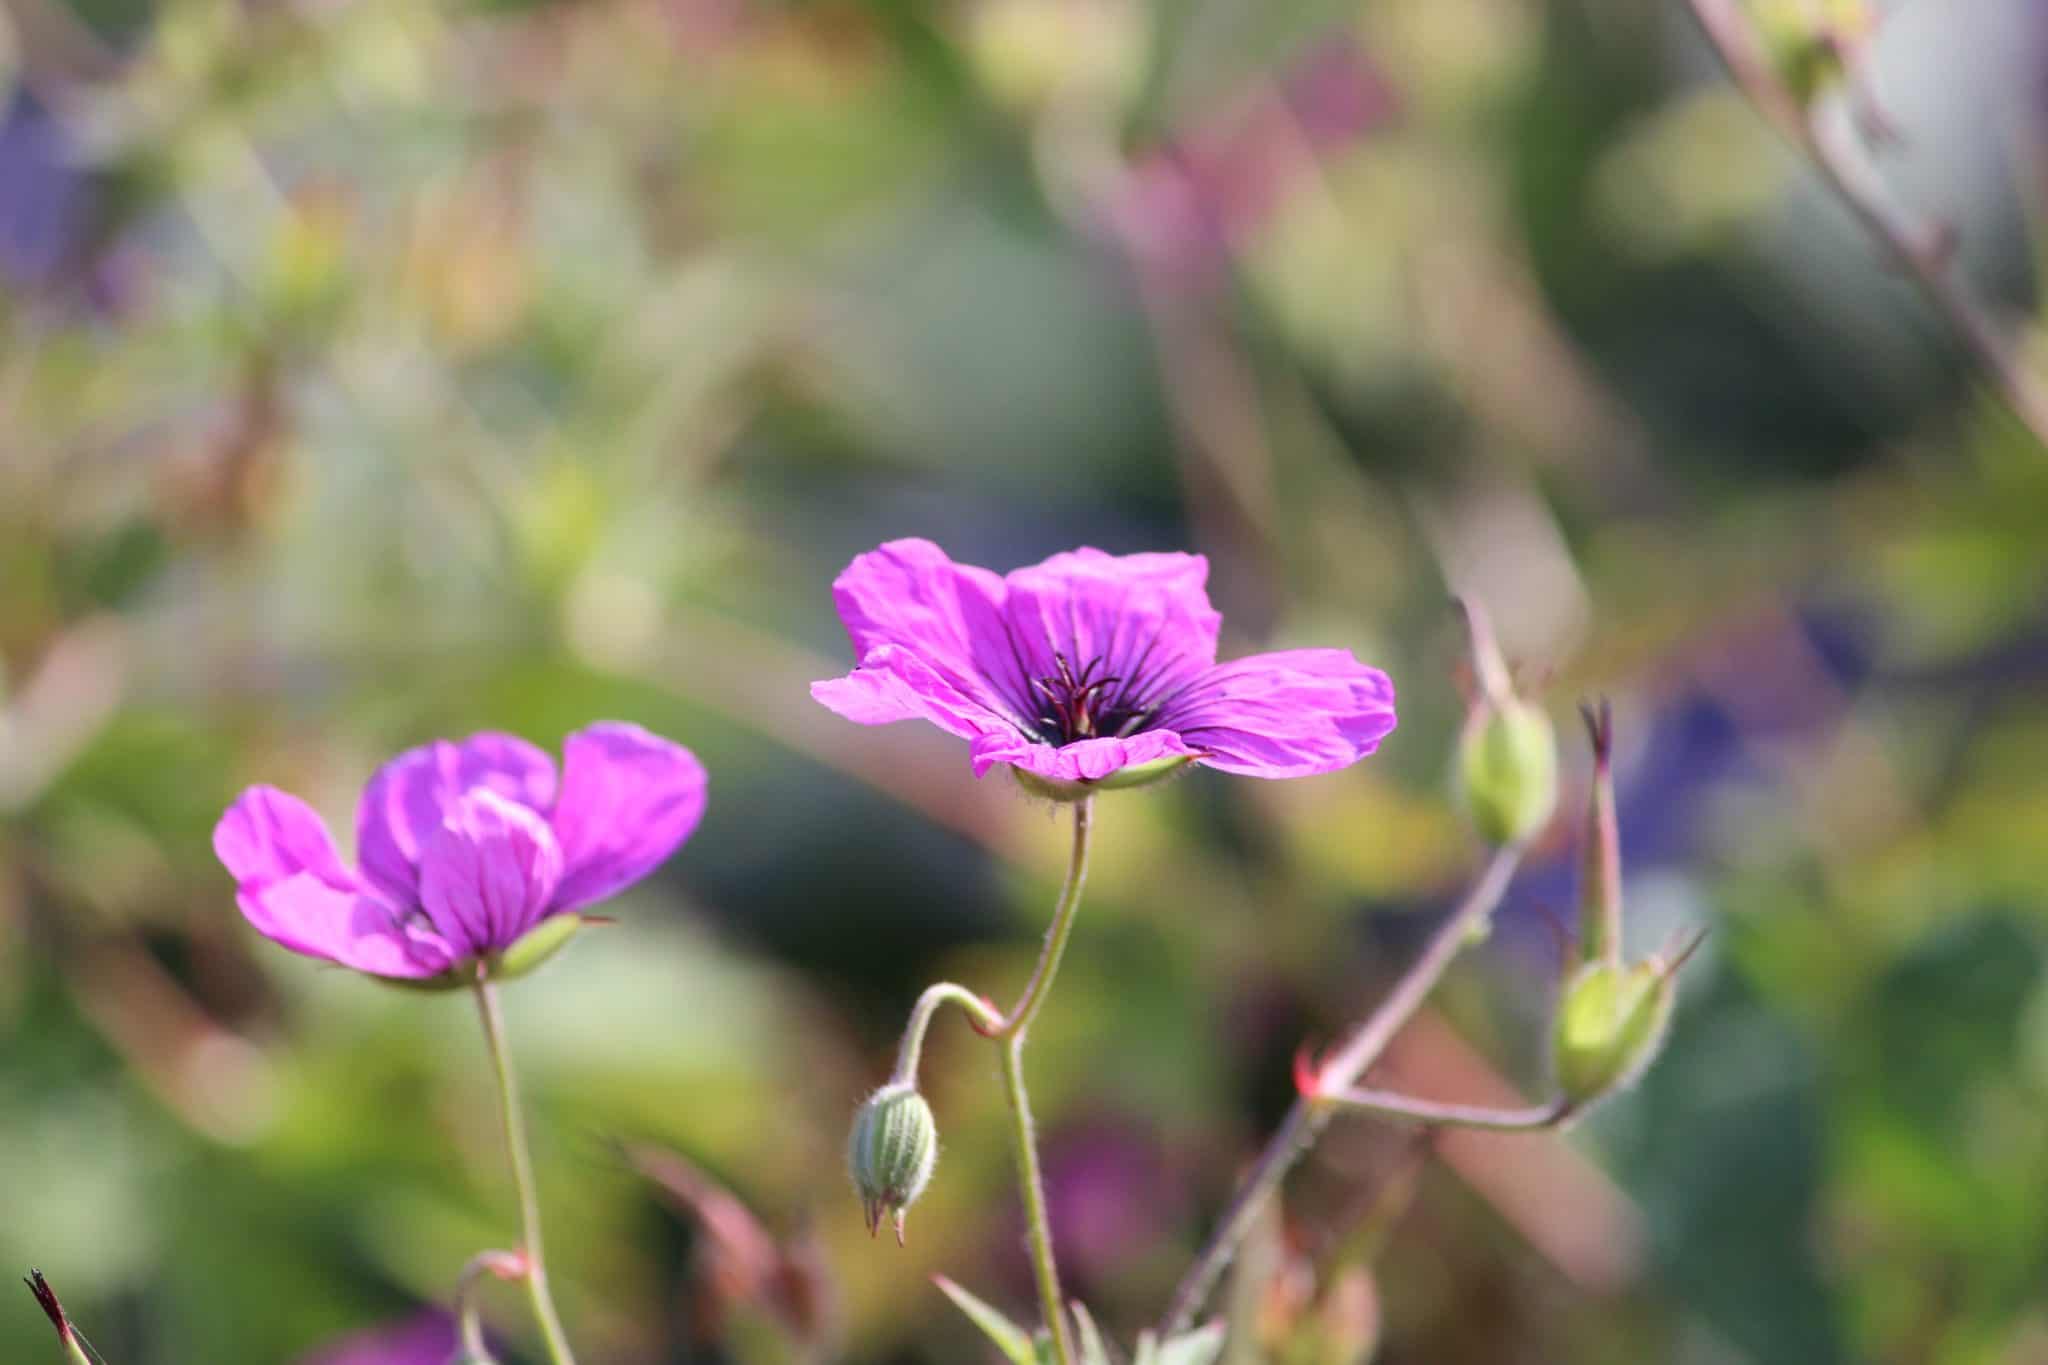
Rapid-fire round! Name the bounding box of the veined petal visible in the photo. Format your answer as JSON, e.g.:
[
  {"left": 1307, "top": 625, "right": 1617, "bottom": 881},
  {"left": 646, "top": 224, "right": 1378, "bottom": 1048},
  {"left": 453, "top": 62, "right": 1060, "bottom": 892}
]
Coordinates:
[
  {"left": 999, "top": 548, "right": 1221, "bottom": 716},
  {"left": 825, "top": 539, "right": 1038, "bottom": 729},
  {"left": 1161, "top": 648, "right": 1396, "bottom": 778},
  {"left": 356, "top": 733, "right": 556, "bottom": 905},
  {"left": 419, "top": 789, "right": 565, "bottom": 957},
  {"left": 214, "top": 787, "right": 455, "bottom": 978},
  {"left": 973, "top": 727, "right": 1202, "bottom": 782},
  {"left": 811, "top": 643, "right": 1019, "bottom": 739},
  {"left": 549, "top": 722, "right": 707, "bottom": 910}
]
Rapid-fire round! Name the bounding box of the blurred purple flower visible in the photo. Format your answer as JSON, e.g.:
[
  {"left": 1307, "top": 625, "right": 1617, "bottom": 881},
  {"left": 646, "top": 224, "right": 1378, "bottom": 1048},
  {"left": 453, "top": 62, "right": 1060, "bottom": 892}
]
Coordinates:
[
  {"left": 297, "top": 1312, "right": 458, "bottom": 1365},
  {"left": 215, "top": 724, "right": 706, "bottom": 979},
  {"left": 999, "top": 1121, "right": 1186, "bottom": 1298},
  {"left": 1105, "top": 37, "right": 1397, "bottom": 282},
  {"left": 812, "top": 539, "right": 1396, "bottom": 787}
]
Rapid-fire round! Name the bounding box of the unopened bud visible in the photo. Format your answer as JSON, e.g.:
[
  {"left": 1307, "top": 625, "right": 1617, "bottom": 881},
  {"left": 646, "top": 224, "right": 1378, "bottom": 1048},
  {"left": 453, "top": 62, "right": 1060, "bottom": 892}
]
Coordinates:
[
  {"left": 1552, "top": 959, "right": 1674, "bottom": 1106},
  {"left": 847, "top": 1083, "right": 938, "bottom": 1245},
  {"left": 1460, "top": 698, "right": 1558, "bottom": 847},
  {"left": 1454, "top": 599, "right": 1557, "bottom": 846}
]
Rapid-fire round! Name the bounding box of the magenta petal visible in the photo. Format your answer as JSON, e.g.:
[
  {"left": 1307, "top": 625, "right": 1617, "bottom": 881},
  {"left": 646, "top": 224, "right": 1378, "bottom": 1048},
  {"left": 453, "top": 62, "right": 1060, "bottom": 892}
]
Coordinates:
[
  {"left": 419, "top": 789, "right": 565, "bottom": 957},
  {"left": 811, "top": 643, "right": 1015, "bottom": 740},
  {"left": 999, "top": 548, "right": 1221, "bottom": 700},
  {"left": 549, "top": 722, "right": 707, "bottom": 910},
  {"left": 298, "top": 1312, "right": 460, "bottom": 1365},
  {"left": 973, "top": 728, "right": 1202, "bottom": 782},
  {"left": 356, "top": 733, "right": 557, "bottom": 905},
  {"left": 216, "top": 785, "right": 357, "bottom": 887},
  {"left": 823, "top": 539, "right": 1037, "bottom": 731},
  {"left": 1161, "top": 648, "right": 1397, "bottom": 777},
  {"left": 214, "top": 787, "right": 454, "bottom": 977}
]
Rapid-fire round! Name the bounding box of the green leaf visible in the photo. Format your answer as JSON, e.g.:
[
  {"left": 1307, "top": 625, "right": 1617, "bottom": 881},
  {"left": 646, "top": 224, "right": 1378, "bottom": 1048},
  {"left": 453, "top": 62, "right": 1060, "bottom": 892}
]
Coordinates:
[
  {"left": 1152, "top": 1323, "right": 1227, "bottom": 1365},
  {"left": 934, "top": 1276, "right": 1037, "bottom": 1365},
  {"left": 1070, "top": 1300, "right": 1117, "bottom": 1365}
]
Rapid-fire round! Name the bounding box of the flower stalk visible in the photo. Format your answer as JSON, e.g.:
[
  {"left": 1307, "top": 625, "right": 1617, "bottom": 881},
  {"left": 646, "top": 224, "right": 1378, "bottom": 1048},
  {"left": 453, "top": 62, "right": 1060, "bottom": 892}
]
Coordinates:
[
  {"left": 472, "top": 977, "right": 579, "bottom": 1365},
  {"left": 997, "top": 795, "right": 1093, "bottom": 1365}
]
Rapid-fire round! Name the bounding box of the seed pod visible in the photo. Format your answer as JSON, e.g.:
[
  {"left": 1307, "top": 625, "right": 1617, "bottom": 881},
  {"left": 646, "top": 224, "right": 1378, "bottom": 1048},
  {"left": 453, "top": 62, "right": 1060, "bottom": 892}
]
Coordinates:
[
  {"left": 847, "top": 1083, "right": 939, "bottom": 1246},
  {"left": 1552, "top": 959, "right": 1675, "bottom": 1107}
]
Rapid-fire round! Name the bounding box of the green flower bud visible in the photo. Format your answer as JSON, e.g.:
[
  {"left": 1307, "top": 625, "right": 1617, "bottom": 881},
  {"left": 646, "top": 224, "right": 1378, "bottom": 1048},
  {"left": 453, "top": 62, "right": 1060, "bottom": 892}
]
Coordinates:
[
  {"left": 1458, "top": 697, "right": 1558, "bottom": 846},
  {"left": 1552, "top": 959, "right": 1675, "bottom": 1107},
  {"left": 1454, "top": 598, "right": 1557, "bottom": 846},
  {"left": 847, "top": 1083, "right": 938, "bottom": 1245}
]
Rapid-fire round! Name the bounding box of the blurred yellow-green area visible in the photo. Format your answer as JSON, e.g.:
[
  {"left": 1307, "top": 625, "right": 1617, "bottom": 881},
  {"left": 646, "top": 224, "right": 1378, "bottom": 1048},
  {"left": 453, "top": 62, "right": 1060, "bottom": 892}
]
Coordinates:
[{"left": 5, "top": 0, "right": 2048, "bottom": 1359}]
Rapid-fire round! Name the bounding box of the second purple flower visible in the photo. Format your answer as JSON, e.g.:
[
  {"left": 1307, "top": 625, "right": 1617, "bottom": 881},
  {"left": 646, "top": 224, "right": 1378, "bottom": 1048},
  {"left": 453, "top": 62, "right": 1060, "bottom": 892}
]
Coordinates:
[{"left": 215, "top": 722, "right": 706, "bottom": 981}]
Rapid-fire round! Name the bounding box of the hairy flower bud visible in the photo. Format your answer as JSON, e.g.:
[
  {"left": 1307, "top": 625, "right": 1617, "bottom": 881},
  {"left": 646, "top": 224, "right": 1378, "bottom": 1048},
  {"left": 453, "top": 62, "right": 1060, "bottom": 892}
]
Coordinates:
[
  {"left": 1552, "top": 959, "right": 1675, "bottom": 1107},
  {"left": 1459, "top": 698, "right": 1558, "bottom": 846},
  {"left": 1454, "top": 599, "right": 1557, "bottom": 846},
  {"left": 847, "top": 1083, "right": 938, "bottom": 1245}
]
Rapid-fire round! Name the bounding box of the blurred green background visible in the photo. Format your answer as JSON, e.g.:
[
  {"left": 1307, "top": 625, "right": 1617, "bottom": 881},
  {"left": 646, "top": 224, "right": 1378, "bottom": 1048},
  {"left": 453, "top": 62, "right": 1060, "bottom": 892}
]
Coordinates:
[{"left": 5, "top": 0, "right": 2048, "bottom": 1360}]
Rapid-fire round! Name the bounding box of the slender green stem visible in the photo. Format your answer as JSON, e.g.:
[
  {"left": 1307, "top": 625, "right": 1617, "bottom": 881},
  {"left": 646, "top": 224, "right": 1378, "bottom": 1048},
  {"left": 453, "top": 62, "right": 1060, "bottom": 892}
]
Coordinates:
[
  {"left": 999, "top": 796, "right": 1094, "bottom": 1039},
  {"left": 995, "top": 795, "right": 1094, "bottom": 1365},
  {"left": 1002, "top": 1035, "right": 1073, "bottom": 1365},
  {"left": 1316, "top": 1086, "right": 1571, "bottom": 1132},
  {"left": 473, "top": 979, "right": 579, "bottom": 1365},
  {"left": 1160, "top": 844, "right": 1523, "bottom": 1336},
  {"left": 890, "top": 982, "right": 1003, "bottom": 1087}
]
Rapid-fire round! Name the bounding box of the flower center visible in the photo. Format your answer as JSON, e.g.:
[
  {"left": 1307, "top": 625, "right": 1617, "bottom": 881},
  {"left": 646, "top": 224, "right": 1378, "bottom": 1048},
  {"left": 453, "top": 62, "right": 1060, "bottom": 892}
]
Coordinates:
[{"left": 1028, "top": 652, "right": 1159, "bottom": 745}]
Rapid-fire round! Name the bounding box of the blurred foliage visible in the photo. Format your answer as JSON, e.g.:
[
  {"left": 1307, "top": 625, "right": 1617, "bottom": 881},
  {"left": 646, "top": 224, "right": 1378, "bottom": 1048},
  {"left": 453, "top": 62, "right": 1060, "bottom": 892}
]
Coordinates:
[{"left": 4, "top": 0, "right": 2048, "bottom": 1361}]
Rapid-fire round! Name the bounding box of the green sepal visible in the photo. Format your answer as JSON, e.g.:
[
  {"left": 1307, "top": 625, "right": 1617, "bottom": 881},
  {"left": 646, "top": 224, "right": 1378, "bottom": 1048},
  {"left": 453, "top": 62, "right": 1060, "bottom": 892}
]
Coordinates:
[
  {"left": 1010, "top": 754, "right": 1196, "bottom": 802},
  {"left": 370, "top": 966, "right": 471, "bottom": 994},
  {"left": 488, "top": 913, "right": 586, "bottom": 982}
]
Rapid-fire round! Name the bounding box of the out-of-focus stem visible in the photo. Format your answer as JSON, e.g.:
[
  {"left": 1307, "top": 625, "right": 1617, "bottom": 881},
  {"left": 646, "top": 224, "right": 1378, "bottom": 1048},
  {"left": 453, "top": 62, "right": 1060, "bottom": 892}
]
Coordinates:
[
  {"left": 473, "top": 980, "right": 579, "bottom": 1365},
  {"left": 1160, "top": 845, "right": 1523, "bottom": 1336},
  {"left": 454, "top": 1250, "right": 527, "bottom": 1362},
  {"left": 1316, "top": 1087, "right": 1571, "bottom": 1132},
  {"left": 1681, "top": 0, "right": 2048, "bottom": 446}
]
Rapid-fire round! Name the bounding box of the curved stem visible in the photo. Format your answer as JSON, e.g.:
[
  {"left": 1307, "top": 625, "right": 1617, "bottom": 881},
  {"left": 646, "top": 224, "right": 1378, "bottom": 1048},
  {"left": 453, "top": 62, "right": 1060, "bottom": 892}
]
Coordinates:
[
  {"left": 454, "top": 1250, "right": 527, "bottom": 1361},
  {"left": 1160, "top": 845, "right": 1523, "bottom": 1337},
  {"left": 473, "top": 979, "right": 579, "bottom": 1365},
  {"left": 889, "top": 983, "right": 1003, "bottom": 1088}
]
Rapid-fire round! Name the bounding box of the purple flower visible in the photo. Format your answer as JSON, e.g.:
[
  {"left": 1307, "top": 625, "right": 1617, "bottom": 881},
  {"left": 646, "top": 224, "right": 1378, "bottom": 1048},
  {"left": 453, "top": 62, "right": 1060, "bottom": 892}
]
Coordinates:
[
  {"left": 215, "top": 723, "right": 706, "bottom": 980},
  {"left": 296, "top": 1311, "right": 458, "bottom": 1365},
  {"left": 812, "top": 539, "right": 1396, "bottom": 788}
]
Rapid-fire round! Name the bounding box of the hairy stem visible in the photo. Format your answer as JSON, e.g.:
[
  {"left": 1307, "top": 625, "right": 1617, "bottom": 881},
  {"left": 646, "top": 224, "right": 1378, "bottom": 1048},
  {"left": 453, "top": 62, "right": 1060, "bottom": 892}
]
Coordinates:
[
  {"left": 1160, "top": 845, "right": 1523, "bottom": 1336},
  {"left": 473, "top": 979, "right": 579, "bottom": 1365},
  {"left": 889, "top": 982, "right": 1003, "bottom": 1088},
  {"left": 997, "top": 795, "right": 1094, "bottom": 1365}
]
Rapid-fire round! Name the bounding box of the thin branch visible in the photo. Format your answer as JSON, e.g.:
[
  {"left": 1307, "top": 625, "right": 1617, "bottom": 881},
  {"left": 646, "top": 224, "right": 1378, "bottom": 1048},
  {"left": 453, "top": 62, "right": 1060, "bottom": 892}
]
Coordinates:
[
  {"left": 1159, "top": 845, "right": 1523, "bottom": 1337},
  {"left": 1681, "top": 0, "right": 2048, "bottom": 445},
  {"left": 1315, "top": 1086, "right": 1573, "bottom": 1133}
]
